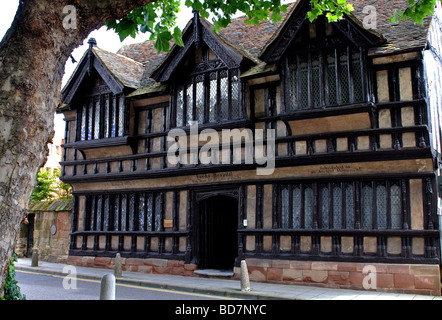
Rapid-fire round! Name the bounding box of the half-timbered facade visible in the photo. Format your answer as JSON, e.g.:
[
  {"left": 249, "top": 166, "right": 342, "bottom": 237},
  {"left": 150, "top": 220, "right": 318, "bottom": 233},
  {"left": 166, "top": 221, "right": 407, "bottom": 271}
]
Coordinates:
[{"left": 59, "top": 0, "right": 442, "bottom": 294}]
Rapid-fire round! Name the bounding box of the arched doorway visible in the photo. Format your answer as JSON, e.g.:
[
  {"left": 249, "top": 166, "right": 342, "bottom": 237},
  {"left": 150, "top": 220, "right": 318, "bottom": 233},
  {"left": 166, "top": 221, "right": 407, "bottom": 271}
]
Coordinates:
[{"left": 198, "top": 195, "right": 238, "bottom": 270}]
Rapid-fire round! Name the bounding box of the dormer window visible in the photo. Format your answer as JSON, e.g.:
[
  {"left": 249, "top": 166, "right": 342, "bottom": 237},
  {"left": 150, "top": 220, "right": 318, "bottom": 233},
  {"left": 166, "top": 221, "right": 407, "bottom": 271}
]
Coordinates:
[
  {"left": 287, "top": 46, "right": 365, "bottom": 110},
  {"left": 172, "top": 46, "right": 242, "bottom": 127},
  {"left": 258, "top": 9, "right": 378, "bottom": 114}
]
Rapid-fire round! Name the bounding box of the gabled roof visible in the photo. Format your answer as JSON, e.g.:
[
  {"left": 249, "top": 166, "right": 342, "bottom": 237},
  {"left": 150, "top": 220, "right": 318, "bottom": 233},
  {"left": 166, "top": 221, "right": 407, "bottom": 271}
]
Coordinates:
[
  {"left": 61, "top": 40, "right": 145, "bottom": 105},
  {"left": 259, "top": 0, "right": 384, "bottom": 62},
  {"left": 150, "top": 12, "right": 257, "bottom": 83}
]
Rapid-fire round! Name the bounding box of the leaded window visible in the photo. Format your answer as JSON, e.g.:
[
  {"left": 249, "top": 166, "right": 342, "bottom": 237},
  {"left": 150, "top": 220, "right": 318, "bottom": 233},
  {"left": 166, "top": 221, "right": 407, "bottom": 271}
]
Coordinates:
[
  {"left": 279, "top": 179, "right": 407, "bottom": 230},
  {"left": 287, "top": 47, "right": 365, "bottom": 111},
  {"left": 78, "top": 93, "right": 126, "bottom": 141},
  {"left": 84, "top": 192, "right": 165, "bottom": 232},
  {"left": 173, "top": 47, "right": 242, "bottom": 127}
]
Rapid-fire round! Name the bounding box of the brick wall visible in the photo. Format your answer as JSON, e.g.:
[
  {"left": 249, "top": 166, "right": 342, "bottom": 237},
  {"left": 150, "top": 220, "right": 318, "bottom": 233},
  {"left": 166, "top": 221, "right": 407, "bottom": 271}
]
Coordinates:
[{"left": 233, "top": 258, "right": 441, "bottom": 296}]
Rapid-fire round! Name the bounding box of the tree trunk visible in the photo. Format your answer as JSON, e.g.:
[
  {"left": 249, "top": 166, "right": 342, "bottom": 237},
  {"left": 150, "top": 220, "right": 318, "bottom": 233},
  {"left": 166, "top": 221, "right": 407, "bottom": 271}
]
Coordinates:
[{"left": 0, "top": 0, "right": 152, "bottom": 296}]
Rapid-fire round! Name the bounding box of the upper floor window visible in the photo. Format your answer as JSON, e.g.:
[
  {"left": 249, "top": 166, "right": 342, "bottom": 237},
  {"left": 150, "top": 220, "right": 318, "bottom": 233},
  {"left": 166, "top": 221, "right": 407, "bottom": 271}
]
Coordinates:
[
  {"left": 172, "top": 46, "right": 242, "bottom": 127},
  {"left": 287, "top": 46, "right": 365, "bottom": 111},
  {"left": 78, "top": 92, "right": 126, "bottom": 141}
]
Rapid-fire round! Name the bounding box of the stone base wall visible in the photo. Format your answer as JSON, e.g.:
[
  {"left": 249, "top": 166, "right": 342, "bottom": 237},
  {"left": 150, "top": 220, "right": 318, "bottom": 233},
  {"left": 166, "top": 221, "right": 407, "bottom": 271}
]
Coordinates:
[
  {"left": 17, "top": 200, "right": 73, "bottom": 263},
  {"left": 68, "top": 255, "right": 441, "bottom": 295},
  {"left": 233, "top": 259, "right": 441, "bottom": 296},
  {"left": 67, "top": 256, "right": 197, "bottom": 276}
]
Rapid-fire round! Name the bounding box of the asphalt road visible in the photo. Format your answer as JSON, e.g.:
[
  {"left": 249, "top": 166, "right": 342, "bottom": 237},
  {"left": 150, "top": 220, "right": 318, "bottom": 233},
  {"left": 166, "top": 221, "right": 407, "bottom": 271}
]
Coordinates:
[{"left": 15, "top": 270, "right": 234, "bottom": 300}]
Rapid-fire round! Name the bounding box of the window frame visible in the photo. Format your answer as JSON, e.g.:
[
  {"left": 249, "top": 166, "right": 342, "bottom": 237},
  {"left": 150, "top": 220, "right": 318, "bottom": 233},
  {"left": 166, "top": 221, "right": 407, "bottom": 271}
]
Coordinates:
[
  {"left": 84, "top": 192, "right": 165, "bottom": 233},
  {"left": 277, "top": 179, "right": 409, "bottom": 231},
  {"left": 76, "top": 92, "right": 128, "bottom": 143},
  {"left": 171, "top": 61, "right": 243, "bottom": 128},
  {"left": 284, "top": 45, "right": 368, "bottom": 113}
]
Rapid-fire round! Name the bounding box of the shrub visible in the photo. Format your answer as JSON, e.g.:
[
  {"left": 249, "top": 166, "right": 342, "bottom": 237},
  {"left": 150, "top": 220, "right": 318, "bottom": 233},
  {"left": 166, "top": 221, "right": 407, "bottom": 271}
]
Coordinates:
[{"left": 2, "top": 252, "right": 26, "bottom": 300}]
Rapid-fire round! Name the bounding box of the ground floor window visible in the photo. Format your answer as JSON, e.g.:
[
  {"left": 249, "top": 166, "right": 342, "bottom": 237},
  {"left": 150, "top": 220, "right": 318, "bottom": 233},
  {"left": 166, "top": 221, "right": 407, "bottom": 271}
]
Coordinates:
[
  {"left": 279, "top": 179, "right": 407, "bottom": 230},
  {"left": 83, "top": 192, "right": 164, "bottom": 232}
]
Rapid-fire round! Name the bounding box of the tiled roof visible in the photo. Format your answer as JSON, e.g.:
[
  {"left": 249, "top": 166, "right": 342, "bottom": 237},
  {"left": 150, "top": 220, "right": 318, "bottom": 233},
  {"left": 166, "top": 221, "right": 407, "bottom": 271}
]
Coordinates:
[
  {"left": 28, "top": 199, "right": 73, "bottom": 212},
  {"left": 117, "top": 41, "right": 169, "bottom": 87},
  {"left": 93, "top": 47, "right": 145, "bottom": 89},
  {"left": 110, "top": 0, "right": 431, "bottom": 90},
  {"left": 350, "top": 0, "right": 432, "bottom": 54}
]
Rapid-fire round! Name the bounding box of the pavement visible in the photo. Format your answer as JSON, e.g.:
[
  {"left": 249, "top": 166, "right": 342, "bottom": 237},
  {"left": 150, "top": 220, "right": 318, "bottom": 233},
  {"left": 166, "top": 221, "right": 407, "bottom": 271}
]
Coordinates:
[{"left": 15, "top": 258, "right": 442, "bottom": 300}]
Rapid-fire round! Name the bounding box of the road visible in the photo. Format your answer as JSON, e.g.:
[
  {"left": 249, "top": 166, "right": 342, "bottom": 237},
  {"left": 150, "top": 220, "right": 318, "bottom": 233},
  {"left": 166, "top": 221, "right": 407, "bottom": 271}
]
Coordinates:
[{"left": 15, "top": 270, "right": 236, "bottom": 300}]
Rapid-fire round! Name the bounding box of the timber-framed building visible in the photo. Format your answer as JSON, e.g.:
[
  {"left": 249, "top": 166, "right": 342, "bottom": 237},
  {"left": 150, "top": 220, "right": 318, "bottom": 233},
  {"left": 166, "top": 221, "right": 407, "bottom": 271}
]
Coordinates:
[{"left": 59, "top": 0, "right": 442, "bottom": 294}]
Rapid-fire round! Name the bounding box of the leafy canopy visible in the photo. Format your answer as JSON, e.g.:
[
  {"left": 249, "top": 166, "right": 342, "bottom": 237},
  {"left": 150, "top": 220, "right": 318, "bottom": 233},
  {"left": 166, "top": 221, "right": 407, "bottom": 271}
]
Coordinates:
[
  {"left": 390, "top": 0, "right": 440, "bottom": 25},
  {"left": 106, "top": 0, "right": 441, "bottom": 53},
  {"left": 31, "top": 168, "right": 72, "bottom": 202}
]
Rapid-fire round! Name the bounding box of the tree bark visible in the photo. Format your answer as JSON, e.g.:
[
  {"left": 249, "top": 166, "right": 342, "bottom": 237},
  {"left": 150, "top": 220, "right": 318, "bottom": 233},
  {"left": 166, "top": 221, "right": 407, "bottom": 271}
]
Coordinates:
[{"left": 0, "top": 0, "right": 153, "bottom": 296}]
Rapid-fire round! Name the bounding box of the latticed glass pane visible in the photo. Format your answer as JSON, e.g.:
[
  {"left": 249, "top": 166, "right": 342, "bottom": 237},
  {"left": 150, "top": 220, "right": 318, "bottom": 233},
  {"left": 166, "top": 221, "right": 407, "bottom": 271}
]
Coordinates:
[
  {"left": 362, "top": 184, "right": 373, "bottom": 230},
  {"left": 114, "top": 195, "right": 120, "bottom": 231},
  {"left": 94, "top": 98, "right": 100, "bottom": 139},
  {"left": 292, "top": 186, "right": 301, "bottom": 229},
  {"left": 340, "top": 52, "right": 350, "bottom": 104},
  {"left": 186, "top": 82, "right": 194, "bottom": 125},
  {"left": 311, "top": 54, "right": 321, "bottom": 108},
  {"left": 289, "top": 63, "right": 298, "bottom": 111},
  {"left": 299, "top": 57, "right": 309, "bottom": 110},
  {"left": 89, "top": 196, "right": 95, "bottom": 230},
  {"left": 128, "top": 194, "right": 135, "bottom": 231},
  {"left": 118, "top": 95, "right": 125, "bottom": 136},
  {"left": 104, "top": 95, "right": 110, "bottom": 138},
  {"left": 146, "top": 194, "right": 153, "bottom": 231},
  {"left": 81, "top": 104, "right": 87, "bottom": 140},
  {"left": 304, "top": 186, "right": 313, "bottom": 229},
  {"left": 155, "top": 193, "right": 162, "bottom": 231},
  {"left": 281, "top": 187, "right": 289, "bottom": 229},
  {"left": 327, "top": 53, "right": 337, "bottom": 105},
  {"left": 376, "top": 184, "right": 387, "bottom": 229},
  {"left": 121, "top": 195, "right": 127, "bottom": 231},
  {"left": 103, "top": 195, "right": 109, "bottom": 231},
  {"left": 88, "top": 102, "right": 93, "bottom": 140},
  {"left": 196, "top": 75, "right": 205, "bottom": 124},
  {"left": 111, "top": 95, "right": 117, "bottom": 137},
  {"left": 231, "top": 71, "right": 241, "bottom": 119},
  {"left": 333, "top": 185, "right": 342, "bottom": 229},
  {"left": 352, "top": 52, "right": 363, "bottom": 102},
  {"left": 345, "top": 184, "right": 354, "bottom": 229},
  {"left": 320, "top": 185, "right": 330, "bottom": 229},
  {"left": 220, "top": 70, "right": 229, "bottom": 121},
  {"left": 176, "top": 87, "right": 184, "bottom": 127},
  {"left": 138, "top": 194, "right": 145, "bottom": 231},
  {"left": 209, "top": 73, "right": 217, "bottom": 123},
  {"left": 96, "top": 196, "right": 102, "bottom": 231},
  {"left": 390, "top": 184, "right": 402, "bottom": 229}
]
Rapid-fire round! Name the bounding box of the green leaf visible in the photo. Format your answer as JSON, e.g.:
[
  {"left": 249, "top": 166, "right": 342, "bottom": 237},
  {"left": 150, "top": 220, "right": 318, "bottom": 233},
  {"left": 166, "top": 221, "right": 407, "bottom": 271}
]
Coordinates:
[
  {"left": 173, "top": 27, "right": 184, "bottom": 47},
  {"left": 155, "top": 31, "right": 173, "bottom": 52}
]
